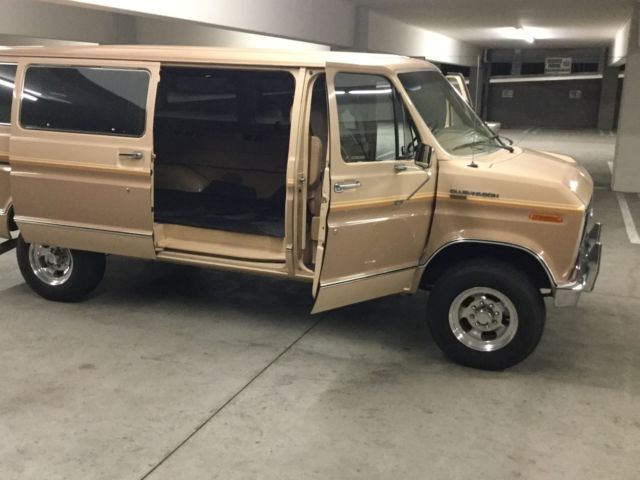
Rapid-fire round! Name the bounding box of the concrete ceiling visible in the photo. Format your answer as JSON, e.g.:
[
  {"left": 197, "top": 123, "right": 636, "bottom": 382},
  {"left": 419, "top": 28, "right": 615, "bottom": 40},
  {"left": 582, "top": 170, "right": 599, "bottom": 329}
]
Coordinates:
[{"left": 352, "top": 0, "right": 637, "bottom": 48}]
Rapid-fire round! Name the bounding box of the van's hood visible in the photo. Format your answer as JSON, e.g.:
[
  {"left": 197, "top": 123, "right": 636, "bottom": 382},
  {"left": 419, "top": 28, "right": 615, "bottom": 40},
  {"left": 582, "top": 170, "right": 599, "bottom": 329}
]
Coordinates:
[{"left": 486, "top": 147, "right": 593, "bottom": 206}]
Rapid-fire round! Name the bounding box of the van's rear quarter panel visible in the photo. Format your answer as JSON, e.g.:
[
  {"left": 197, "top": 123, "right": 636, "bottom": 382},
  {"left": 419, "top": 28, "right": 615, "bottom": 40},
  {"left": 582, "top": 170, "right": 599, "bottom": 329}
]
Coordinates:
[
  {"left": 0, "top": 125, "right": 11, "bottom": 238},
  {"left": 0, "top": 164, "right": 11, "bottom": 239}
]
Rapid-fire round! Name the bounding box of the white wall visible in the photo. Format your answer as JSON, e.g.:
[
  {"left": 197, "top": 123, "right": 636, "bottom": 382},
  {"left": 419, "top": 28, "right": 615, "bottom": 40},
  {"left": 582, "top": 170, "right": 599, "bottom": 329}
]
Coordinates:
[
  {"left": 134, "top": 17, "right": 329, "bottom": 51},
  {"left": 612, "top": 6, "right": 640, "bottom": 192},
  {"left": 611, "top": 19, "right": 631, "bottom": 65},
  {"left": 363, "top": 10, "right": 482, "bottom": 67},
  {"left": 43, "top": 0, "right": 356, "bottom": 47},
  {"left": 0, "top": 0, "right": 127, "bottom": 44},
  {"left": 2, "top": 0, "right": 482, "bottom": 67}
]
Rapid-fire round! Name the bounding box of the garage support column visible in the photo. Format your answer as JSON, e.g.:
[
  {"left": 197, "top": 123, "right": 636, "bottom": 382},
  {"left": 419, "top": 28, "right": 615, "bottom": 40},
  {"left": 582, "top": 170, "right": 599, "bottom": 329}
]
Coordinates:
[
  {"left": 612, "top": 5, "right": 640, "bottom": 192},
  {"left": 597, "top": 66, "right": 620, "bottom": 131},
  {"left": 468, "top": 61, "right": 490, "bottom": 117}
]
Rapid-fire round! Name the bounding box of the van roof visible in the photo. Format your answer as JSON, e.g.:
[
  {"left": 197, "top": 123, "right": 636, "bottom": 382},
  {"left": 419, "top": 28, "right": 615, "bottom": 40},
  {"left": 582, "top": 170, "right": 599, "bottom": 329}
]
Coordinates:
[{"left": 0, "top": 45, "right": 436, "bottom": 71}]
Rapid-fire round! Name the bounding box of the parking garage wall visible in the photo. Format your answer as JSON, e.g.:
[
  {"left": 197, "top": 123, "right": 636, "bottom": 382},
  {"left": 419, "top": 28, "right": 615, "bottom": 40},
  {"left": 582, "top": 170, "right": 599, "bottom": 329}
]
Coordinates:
[{"left": 487, "top": 78, "right": 606, "bottom": 129}]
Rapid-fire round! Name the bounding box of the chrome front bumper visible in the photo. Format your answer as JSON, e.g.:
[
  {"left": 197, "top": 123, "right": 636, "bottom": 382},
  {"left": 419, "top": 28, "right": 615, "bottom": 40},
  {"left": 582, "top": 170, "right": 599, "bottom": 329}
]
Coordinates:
[{"left": 554, "top": 222, "right": 602, "bottom": 307}]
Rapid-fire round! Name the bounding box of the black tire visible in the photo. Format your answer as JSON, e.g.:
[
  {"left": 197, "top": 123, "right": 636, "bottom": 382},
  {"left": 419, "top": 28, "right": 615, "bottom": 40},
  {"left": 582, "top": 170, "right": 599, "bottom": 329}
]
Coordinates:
[
  {"left": 427, "top": 259, "right": 545, "bottom": 370},
  {"left": 16, "top": 236, "right": 106, "bottom": 302}
]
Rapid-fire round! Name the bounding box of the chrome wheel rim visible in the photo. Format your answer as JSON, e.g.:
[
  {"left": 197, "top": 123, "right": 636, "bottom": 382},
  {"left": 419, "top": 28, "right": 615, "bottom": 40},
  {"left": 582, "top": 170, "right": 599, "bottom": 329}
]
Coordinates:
[
  {"left": 448, "top": 287, "right": 519, "bottom": 352},
  {"left": 28, "top": 244, "right": 74, "bottom": 286}
]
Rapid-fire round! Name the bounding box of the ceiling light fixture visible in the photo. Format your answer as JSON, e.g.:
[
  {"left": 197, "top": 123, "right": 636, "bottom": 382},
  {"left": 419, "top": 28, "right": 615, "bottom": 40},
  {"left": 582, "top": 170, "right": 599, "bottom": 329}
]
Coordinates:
[{"left": 498, "top": 27, "right": 536, "bottom": 44}]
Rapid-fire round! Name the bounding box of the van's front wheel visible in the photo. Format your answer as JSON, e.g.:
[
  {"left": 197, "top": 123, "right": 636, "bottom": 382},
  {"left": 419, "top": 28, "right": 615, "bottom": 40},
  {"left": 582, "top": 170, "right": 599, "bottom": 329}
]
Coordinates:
[
  {"left": 427, "top": 260, "right": 545, "bottom": 370},
  {"left": 16, "top": 236, "right": 106, "bottom": 302}
]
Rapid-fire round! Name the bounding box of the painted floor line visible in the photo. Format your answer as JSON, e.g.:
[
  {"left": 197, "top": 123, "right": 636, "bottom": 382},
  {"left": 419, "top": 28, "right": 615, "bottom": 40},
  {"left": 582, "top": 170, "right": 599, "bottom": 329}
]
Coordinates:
[{"left": 608, "top": 161, "right": 640, "bottom": 245}]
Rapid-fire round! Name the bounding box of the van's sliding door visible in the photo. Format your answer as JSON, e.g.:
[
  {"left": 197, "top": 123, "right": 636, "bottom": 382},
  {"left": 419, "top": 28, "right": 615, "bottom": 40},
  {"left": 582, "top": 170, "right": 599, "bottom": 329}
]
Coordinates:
[{"left": 10, "top": 59, "right": 160, "bottom": 258}]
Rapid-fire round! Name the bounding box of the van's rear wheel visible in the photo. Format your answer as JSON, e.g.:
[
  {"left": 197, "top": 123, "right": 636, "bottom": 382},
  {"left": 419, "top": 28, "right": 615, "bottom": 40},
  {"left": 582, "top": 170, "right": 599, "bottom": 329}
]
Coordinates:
[
  {"left": 427, "top": 260, "right": 545, "bottom": 370},
  {"left": 16, "top": 236, "right": 106, "bottom": 302}
]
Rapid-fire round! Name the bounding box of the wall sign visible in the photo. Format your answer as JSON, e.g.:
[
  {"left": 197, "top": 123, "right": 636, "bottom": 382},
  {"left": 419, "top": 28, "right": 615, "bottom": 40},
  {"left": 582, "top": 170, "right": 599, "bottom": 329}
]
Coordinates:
[{"left": 545, "top": 57, "right": 572, "bottom": 74}]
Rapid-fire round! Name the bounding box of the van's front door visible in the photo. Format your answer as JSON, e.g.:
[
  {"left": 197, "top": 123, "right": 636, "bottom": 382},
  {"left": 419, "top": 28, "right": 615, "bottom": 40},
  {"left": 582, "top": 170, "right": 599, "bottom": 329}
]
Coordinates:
[
  {"left": 10, "top": 59, "right": 159, "bottom": 258},
  {"left": 312, "top": 68, "right": 436, "bottom": 313}
]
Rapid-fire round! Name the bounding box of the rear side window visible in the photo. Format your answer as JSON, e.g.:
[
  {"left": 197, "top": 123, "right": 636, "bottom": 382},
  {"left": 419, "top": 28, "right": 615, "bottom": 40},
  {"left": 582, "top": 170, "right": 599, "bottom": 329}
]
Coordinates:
[
  {"left": 0, "top": 64, "right": 17, "bottom": 124},
  {"left": 20, "top": 66, "right": 149, "bottom": 137}
]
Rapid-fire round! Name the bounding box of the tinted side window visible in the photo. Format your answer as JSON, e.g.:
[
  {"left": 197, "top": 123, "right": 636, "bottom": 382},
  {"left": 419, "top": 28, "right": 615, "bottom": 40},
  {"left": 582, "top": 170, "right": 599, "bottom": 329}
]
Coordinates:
[
  {"left": 155, "top": 67, "right": 295, "bottom": 128},
  {"left": 21, "top": 66, "right": 149, "bottom": 137},
  {"left": 0, "top": 64, "right": 17, "bottom": 124},
  {"left": 335, "top": 73, "right": 417, "bottom": 163},
  {"left": 255, "top": 74, "right": 296, "bottom": 125},
  {"left": 159, "top": 68, "right": 239, "bottom": 122}
]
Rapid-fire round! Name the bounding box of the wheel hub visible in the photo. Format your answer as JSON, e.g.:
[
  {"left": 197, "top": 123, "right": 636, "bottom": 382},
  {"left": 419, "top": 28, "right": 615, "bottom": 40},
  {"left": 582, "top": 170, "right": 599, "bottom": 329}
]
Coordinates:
[
  {"left": 28, "top": 244, "right": 74, "bottom": 286},
  {"left": 468, "top": 297, "right": 503, "bottom": 331},
  {"left": 448, "top": 288, "right": 519, "bottom": 352}
]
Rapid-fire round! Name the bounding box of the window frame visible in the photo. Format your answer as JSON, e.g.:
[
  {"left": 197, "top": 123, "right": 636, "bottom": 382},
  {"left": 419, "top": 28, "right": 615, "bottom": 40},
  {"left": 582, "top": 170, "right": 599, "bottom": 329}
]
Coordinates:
[
  {"left": 19, "top": 64, "right": 152, "bottom": 138},
  {"left": 333, "top": 71, "right": 421, "bottom": 166},
  {"left": 0, "top": 62, "right": 17, "bottom": 126}
]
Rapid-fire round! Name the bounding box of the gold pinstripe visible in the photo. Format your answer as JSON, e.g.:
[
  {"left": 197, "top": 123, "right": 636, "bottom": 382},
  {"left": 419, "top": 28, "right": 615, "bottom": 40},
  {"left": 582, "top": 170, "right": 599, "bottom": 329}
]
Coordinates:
[
  {"left": 331, "top": 192, "right": 434, "bottom": 211},
  {"left": 9, "top": 158, "right": 150, "bottom": 177}
]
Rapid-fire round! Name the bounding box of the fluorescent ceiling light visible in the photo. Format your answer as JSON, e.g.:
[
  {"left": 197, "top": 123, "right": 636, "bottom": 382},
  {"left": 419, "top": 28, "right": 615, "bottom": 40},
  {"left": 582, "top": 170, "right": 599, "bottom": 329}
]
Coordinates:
[
  {"left": 497, "top": 27, "right": 536, "bottom": 44},
  {"left": 349, "top": 89, "right": 392, "bottom": 95}
]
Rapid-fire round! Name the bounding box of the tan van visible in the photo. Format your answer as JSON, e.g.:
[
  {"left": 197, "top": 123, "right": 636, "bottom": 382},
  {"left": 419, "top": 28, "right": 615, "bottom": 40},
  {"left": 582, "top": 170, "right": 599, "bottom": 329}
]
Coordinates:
[{"left": 0, "top": 46, "right": 601, "bottom": 369}]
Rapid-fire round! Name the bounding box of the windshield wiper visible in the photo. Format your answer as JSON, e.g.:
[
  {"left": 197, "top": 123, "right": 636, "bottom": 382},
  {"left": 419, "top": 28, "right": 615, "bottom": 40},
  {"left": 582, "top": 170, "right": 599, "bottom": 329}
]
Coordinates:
[
  {"left": 453, "top": 136, "right": 514, "bottom": 153},
  {"left": 492, "top": 134, "right": 515, "bottom": 153}
]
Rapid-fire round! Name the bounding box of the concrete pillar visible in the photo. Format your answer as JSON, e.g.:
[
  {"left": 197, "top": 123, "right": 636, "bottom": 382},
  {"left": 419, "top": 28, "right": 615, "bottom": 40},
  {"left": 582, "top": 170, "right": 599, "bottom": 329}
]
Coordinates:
[
  {"left": 468, "top": 60, "right": 490, "bottom": 116},
  {"left": 468, "top": 66, "right": 480, "bottom": 110},
  {"left": 353, "top": 6, "right": 369, "bottom": 52},
  {"left": 612, "top": 5, "right": 640, "bottom": 192},
  {"left": 598, "top": 65, "right": 620, "bottom": 131},
  {"left": 511, "top": 49, "right": 522, "bottom": 76}
]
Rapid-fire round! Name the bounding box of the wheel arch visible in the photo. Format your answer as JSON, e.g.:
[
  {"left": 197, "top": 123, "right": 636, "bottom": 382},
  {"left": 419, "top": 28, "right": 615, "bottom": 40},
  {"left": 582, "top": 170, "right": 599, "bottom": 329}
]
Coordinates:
[{"left": 421, "top": 240, "right": 555, "bottom": 291}]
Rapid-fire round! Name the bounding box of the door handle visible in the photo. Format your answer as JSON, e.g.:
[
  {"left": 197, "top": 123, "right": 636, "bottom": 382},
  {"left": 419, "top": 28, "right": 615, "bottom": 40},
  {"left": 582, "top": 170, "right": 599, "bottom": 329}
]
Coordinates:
[
  {"left": 119, "top": 151, "right": 143, "bottom": 160},
  {"left": 334, "top": 180, "right": 361, "bottom": 193},
  {"left": 394, "top": 163, "right": 408, "bottom": 173}
]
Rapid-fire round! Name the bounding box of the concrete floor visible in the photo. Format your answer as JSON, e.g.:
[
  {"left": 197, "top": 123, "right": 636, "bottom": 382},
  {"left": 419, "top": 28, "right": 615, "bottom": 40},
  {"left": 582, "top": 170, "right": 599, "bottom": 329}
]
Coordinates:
[{"left": 1, "top": 129, "right": 640, "bottom": 479}]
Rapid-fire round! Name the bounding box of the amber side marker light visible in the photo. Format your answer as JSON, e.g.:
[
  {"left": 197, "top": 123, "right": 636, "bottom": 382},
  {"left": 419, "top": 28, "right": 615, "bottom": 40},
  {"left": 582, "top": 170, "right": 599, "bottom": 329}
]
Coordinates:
[{"left": 529, "top": 212, "right": 564, "bottom": 223}]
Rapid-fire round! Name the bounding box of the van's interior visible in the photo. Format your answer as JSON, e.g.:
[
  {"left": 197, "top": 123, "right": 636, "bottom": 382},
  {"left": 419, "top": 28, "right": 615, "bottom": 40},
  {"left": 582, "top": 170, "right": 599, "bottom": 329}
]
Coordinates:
[
  {"left": 153, "top": 67, "right": 294, "bottom": 242},
  {"left": 153, "top": 66, "right": 329, "bottom": 266}
]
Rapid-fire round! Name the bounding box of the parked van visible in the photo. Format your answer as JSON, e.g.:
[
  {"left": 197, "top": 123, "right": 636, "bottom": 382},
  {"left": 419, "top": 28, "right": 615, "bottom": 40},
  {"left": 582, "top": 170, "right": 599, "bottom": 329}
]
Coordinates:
[{"left": 0, "top": 46, "right": 601, "bottom": 369}]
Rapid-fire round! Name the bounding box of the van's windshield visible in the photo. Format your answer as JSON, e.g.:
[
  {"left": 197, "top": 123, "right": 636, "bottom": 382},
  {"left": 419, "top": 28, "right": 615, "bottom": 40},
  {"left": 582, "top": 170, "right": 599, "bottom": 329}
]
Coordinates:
[{"left": 398, "top": 70, "right": 501, "bottom": 156}]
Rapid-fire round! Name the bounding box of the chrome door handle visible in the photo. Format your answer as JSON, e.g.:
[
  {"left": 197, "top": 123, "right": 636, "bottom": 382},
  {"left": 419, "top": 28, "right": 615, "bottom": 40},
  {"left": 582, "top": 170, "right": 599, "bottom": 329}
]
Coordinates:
[
  {"left": 119, "top": 151, "right": 143, "bottom": 160},
  {"left": 394, "top": 163, "right": 408, "bottom": 173},
  {"left": 334, "top": 180, "right": 361, "bottom": 193}
]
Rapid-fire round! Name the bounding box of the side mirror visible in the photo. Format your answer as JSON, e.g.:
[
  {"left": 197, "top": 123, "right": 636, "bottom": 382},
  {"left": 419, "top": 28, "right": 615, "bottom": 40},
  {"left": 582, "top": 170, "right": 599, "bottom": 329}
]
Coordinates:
[{"left": 415, "top": 143, "right": 434, "bottom": 169}]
